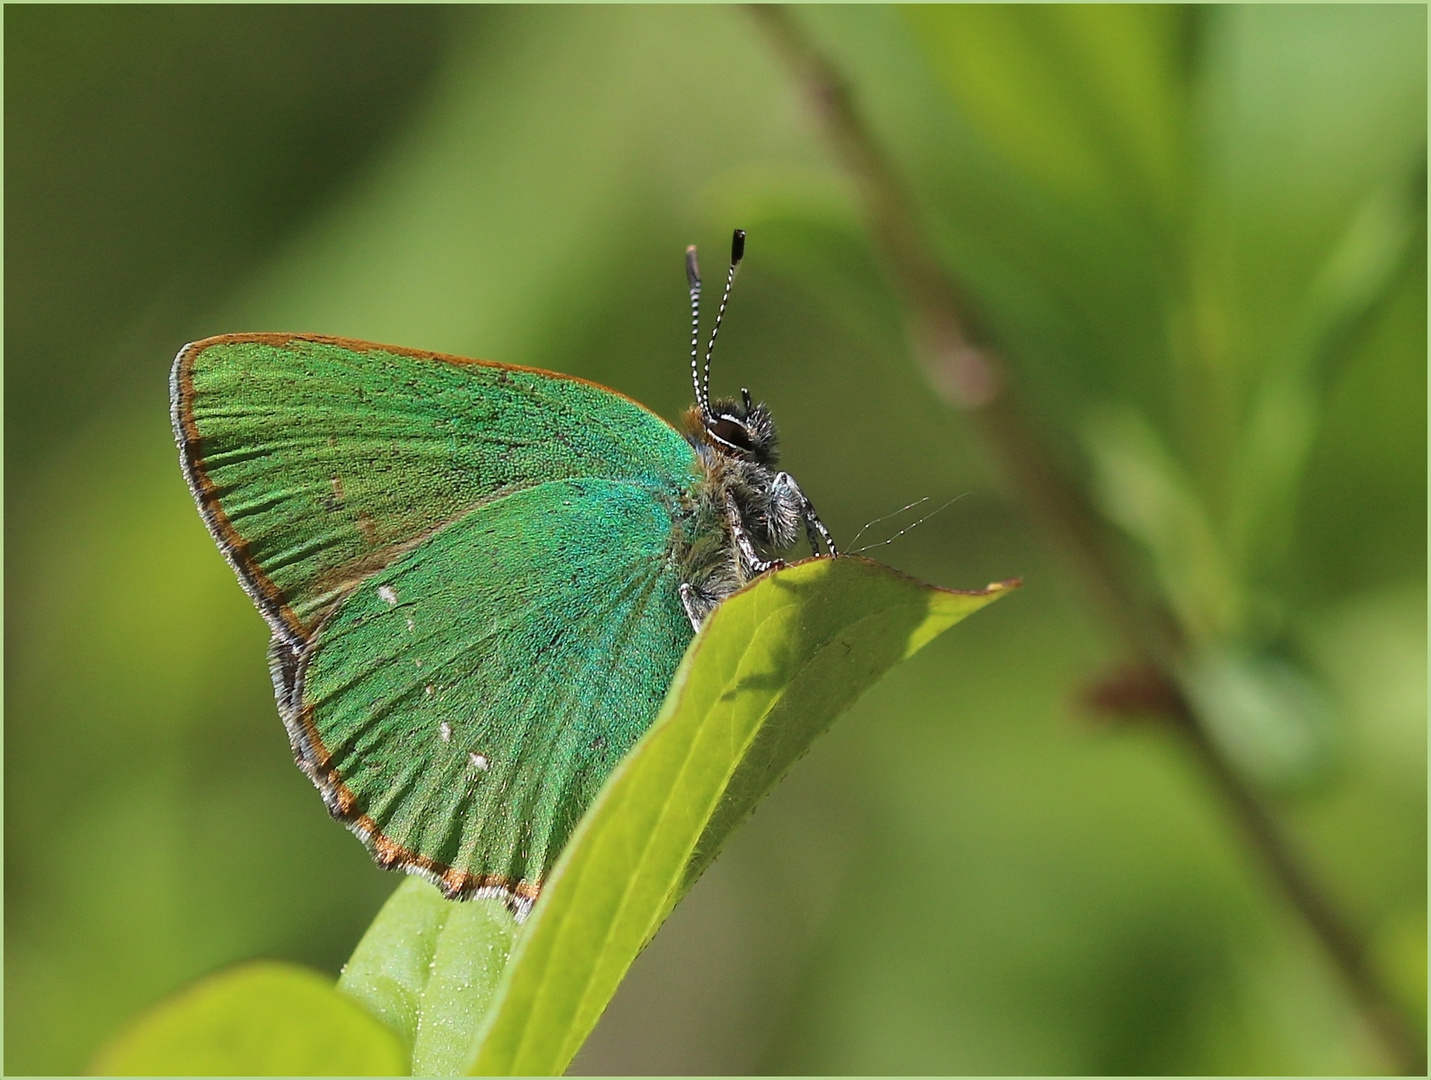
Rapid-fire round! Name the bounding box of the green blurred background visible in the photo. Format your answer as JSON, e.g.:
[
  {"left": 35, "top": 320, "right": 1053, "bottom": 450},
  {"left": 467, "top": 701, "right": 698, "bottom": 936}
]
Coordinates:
[{"left": 5, "top": 5, "right": 1424, "bottom": 1074}]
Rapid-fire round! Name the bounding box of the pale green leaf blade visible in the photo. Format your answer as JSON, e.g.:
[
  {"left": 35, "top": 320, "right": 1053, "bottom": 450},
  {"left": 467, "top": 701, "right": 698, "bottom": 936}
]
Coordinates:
[
  {"left": 1080, "top": 404, "right": 1240, "bottom": 645},
  {"left": 409, "top": 897, "right": 521, "bottom": 1075},
  {"left": 339, "top": 878, "right": 519, "bottom": 1075},
  {"left": 339, "top": 876, "right": 456, "bottom": 1050},
  {"left": 467, "top": 556, "right": 1016, "bottom": 1076},
  {"left": 902, "top": 3, "right": 1189, "bottom": 220},
  {"left": 89, "top": 960, "right": 407, "bottom": 1076}
]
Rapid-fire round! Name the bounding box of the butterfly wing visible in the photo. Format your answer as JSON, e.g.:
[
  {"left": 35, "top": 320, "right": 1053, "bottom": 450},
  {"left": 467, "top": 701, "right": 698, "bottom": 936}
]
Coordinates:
[
  {"left": 282, "top": 476, "right": 694, "bottom": 909},
  {"left": 172, "top": 333, "right": 700, "bottom": 647},
  {"left": 173, "top": 334, "right": 703, "bottom": 906}
]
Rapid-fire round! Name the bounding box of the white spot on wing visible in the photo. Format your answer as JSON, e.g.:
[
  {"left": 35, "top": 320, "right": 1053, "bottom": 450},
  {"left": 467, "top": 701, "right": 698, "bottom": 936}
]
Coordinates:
[
  {"left": 424, "top": 684, "right": 435, "bottom": 697},
  {"left": 469, "top": 752, "right": 490, "bottom": 772},
  {"left": 406, "top": 615, "right": 415, "bottom": 632},
  {"left": 378, "top": 585, "right": 398, "bottom": 606},
  {"left": 439, "top": 722, "right": 453, "bottom": 743}
]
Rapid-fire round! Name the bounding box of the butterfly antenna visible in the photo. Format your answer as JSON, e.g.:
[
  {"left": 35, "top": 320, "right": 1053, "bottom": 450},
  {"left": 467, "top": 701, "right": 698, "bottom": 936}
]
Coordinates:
[
  {"left": 685, "top": 244, "right": 707, "bottom": 417},
  {"left": 848, "top": 496, "right": 931, "bottom": 550},
  {"left": 702, "top": 228, "right": 745, "bottom": 409},
  {"left": 850, "top": 493, "right": 969, "bottom": 554}
]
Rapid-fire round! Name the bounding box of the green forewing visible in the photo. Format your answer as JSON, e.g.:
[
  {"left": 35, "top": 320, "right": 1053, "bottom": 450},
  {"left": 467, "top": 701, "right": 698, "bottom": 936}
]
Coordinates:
[
  {"left": 175, "top": 335, "right": 700, "bottom": 643},
  {"left": 173, "top": 334, "right": 704, "bottom": 899},
  {"left": 304, "top": 478, "right": 694, "bottom": 895}
]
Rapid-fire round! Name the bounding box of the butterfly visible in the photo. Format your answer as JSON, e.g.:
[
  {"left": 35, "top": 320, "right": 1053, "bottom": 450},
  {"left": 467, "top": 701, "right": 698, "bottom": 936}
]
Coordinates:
[{"left": 171, "top": 230, "right": 836, "bottom": 917}]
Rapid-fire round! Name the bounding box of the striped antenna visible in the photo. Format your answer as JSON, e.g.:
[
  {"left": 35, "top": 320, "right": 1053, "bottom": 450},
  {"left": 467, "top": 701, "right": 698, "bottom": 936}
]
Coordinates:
[
  {"left": 685, "top": 245, "right": 705, "bottom": 415},
  {"left": 701, "top": 229, "right": 745, "bottom": 411}
]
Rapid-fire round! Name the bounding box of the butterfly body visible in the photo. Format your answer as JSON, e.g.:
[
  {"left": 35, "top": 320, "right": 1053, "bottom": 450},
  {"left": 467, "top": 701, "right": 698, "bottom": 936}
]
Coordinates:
[{"left": 173, "top": 235, "right": 834, "bottom": 914}]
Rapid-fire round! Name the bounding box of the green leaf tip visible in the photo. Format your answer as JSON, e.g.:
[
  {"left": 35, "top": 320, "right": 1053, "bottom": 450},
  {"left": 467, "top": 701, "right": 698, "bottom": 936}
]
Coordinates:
[{"left": 463, "top": 554, "right": 1016, "bottom": 1076}]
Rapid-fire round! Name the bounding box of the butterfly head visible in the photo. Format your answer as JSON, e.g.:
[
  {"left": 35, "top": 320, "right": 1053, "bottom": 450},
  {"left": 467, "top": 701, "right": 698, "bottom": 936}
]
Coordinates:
[
  {"left": 685, "top": 229, "right": 779, "bottom": 464},
  {"left": 703, "top": 390, "right": 779, "bottom": 466}
]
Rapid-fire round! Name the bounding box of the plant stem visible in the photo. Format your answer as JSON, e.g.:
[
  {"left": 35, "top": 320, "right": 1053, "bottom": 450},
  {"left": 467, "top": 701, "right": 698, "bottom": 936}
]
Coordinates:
[
  {"left": 1166, "top": 694, "right": 1425, "bottom": 1074},
  {"left": 749, "top": 6, "right": 1423, "bottom": 1073}
]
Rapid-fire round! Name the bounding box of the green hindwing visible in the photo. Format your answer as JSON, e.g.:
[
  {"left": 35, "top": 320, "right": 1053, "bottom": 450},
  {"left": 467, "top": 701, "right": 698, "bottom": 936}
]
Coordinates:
[
  {"left": 172, "top": 335, "right": 703, "bottom": 908},
  {"left": 282, "top": 478, "right": 694, "bottom": 910}
]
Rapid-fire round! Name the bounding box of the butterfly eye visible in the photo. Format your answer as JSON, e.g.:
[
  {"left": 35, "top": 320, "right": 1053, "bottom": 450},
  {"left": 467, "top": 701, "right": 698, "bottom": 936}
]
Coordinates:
[{"left": 708, "top": 415, "right": 755, "bottom": 453}]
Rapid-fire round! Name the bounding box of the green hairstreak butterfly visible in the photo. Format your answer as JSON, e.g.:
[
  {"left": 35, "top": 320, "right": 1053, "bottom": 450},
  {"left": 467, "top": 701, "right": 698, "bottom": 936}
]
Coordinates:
[{"left": 171, "top": 230, "right": 835, "bottom": 917}]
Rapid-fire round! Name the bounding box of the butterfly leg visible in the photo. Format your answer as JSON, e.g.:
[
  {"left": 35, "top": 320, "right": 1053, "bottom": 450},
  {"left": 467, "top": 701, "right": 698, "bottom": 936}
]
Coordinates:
[
  {"left": 725, "top": 492, "right": 783, "bottom": 575},
  {"left": 773, "top": 472, "right": 838, "bottom": 557},
  {"left": 679, "top": 582, "right": 711, "bottom": 631}
]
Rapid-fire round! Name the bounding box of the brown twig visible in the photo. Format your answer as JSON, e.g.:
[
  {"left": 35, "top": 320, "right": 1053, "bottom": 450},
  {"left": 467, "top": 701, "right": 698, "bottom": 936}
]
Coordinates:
[{"left": 749, "top": 6, "right": 1424, "bottom": 1073}]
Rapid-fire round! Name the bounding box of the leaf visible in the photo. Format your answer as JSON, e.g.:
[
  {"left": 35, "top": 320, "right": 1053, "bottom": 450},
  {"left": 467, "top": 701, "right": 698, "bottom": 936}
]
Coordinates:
[
  {"left": 902, "top": 4, "right": 1188, "bottom": 221},
  {"left": 465, "top": 555, "right": 1016, "bottom": 1075},
  {"left": 1184, "top": 646, "right": 1336, "bottom": 791},
  {"left": 1226, "top": 173, "right": 1423, "bottom": 586},
  {"left": 1081, "top": 405, "right": 1240, "bottom": 645},
  {"left": 89, "top": 960, "right": 407, "bottom": 1076},
  {"left": 339, "top": 879, "right": 519, "bottom": 1076}
]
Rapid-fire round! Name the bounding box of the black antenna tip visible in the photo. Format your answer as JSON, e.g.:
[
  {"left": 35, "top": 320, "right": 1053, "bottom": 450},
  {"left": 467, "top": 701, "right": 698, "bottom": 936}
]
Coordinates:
[
  {"left": 730, "top": 229, "right": 746, "bottom": 265},
  {"left": 685, "top": 245, "right": 701, "bottom": 288}
]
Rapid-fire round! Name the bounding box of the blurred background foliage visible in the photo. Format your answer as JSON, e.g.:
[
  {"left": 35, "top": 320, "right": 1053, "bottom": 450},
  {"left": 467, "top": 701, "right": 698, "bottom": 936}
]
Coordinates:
[{"left": 4, "top": 5, "right": 1424, "bottom": 1075}]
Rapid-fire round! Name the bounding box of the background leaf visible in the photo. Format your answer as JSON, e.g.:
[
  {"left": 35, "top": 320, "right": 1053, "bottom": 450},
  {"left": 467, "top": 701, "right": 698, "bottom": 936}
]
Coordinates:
[
  {"left": 467, "top": 557, "right": 1014, "bottom": 1075},
  {"left": 89, "top": 960, "right": 407, "bottom": 1076}
]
